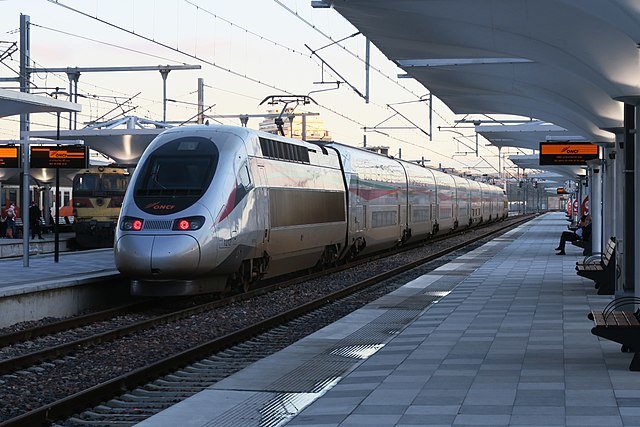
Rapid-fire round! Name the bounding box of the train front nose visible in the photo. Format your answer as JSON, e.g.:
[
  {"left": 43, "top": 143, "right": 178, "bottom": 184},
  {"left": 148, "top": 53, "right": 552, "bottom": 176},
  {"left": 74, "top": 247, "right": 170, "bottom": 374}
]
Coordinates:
[{"left": 115, "top": 234, "right": 202, "bottom": 278}]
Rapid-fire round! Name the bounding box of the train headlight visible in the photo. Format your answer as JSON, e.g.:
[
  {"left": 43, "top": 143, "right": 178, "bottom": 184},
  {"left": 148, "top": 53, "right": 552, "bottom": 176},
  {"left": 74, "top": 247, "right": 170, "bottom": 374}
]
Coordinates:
[
  {"left": 121, "top": 216, "right": 144, "bottom": 231},
  {"left": 172, "top": 216, "right": 205, "bottom": 231}
]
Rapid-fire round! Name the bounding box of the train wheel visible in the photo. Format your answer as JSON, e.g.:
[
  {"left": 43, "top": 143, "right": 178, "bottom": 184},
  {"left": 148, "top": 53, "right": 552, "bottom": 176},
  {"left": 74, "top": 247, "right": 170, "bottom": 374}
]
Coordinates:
[{"left": 227, "top": 260, "right": 252, "bottom": 294}]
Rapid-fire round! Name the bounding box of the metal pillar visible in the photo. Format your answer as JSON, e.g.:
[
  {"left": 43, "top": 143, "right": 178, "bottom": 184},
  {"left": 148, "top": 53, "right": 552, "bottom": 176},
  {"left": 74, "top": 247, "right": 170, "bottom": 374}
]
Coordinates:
[
  {"left": 197, "top": 78, "right": 204, "bottom": 124},
  {"left": 160, "top": 69, "right": 170, "bottom": 123},
  {"left": 635, "top": 106, "right": 640, "bottom": 299},
  {"left": 66, "top": 71, "right": 80, "bottom": 130},
  {"left": 591, "top": 165, "right": 602, "bottom": 254},
  {"left": 19, "top": 14, "right": 30, "bottom": 267},
  {"left": 624, "top": 104, "right": 635, "bottom": 291},
  {"left": 365, "top": 39, "right": 370, "bottom": 104},
  {"left": 614, "top": 132, "right": 625, "bottom": 294},
  {"left": 602, "top": 146, "right": 615, "bottom": 245}
]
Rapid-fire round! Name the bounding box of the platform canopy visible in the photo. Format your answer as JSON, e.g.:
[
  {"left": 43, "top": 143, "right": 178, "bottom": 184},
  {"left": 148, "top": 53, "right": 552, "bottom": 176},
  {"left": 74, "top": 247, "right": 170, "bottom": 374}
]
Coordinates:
[
  {"left": 476, "top": 121, "right": 585, "bottom": 151},
  {"left": 27, "top": 129, "right": 162, "bottom": 166},
  {"left": 509, "top": 154, "right": 584, "bottom": 180},
  {"left": 27, "top": 117, "right": 167, "bottom": 166},
  {"left": 0, "top": 88, "right": 81, "bottom": 117},
  {"left": 324, "top": 1, "right": 640, "bottom": 151}
]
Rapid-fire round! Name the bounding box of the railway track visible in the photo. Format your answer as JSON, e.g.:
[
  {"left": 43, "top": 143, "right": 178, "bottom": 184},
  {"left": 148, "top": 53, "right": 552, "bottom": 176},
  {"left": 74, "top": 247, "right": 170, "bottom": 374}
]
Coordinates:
[{"left": 0, "top": 214, "right": 534, "bottom": 426}]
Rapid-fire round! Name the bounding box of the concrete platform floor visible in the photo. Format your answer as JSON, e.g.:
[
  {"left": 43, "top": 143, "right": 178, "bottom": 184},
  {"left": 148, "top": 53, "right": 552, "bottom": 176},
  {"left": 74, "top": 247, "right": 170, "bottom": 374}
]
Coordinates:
[{"left": 139, "top": 212, "right": 639, "bottom": 427}]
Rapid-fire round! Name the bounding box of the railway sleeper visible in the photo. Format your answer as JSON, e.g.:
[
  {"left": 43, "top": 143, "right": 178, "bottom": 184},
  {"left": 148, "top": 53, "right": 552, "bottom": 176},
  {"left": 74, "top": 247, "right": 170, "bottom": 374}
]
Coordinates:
[
  {"left": 105, "top": 399, "right": 176, "bottom": 409},
  {"left": 73, "top": 410, "right": 150, "bottom": 420},
  {"left": 92, "top": 404, "right": 160, "bottom": 414},
  {"left": 120, "top": 393, "right": 188, "bottom": 403},
  {"left": 154, "top": 378, "right": 212, "bottom": 387},
  {"left": 127, "top": 388, "right": 195, "bottom": 398},
  {"left": 67, "top": 417, "right": 144, "bottom": 426}
]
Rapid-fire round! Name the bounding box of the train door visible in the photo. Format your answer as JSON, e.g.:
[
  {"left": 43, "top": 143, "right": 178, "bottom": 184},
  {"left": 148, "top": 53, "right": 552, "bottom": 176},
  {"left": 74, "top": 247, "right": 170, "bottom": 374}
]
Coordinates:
[
  {"left": 432, "top": 178, "right": 439, "bottom": 234},
  {"left": 253, "top": 160, "right": 270, "bottom": 251},
  {"left": 352, "top": 174, "right": 366, "bottom": 232},
  {"left": 398, "top": 162, "right": 409, "bottom": 240}
]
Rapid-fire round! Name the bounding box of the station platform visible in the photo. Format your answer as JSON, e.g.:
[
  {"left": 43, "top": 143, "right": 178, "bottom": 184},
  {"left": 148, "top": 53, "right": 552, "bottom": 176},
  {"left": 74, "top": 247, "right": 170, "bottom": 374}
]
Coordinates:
[
  {"left": 0, "top": 236, "right": 120, "bottom": 328},
  {"left": 0, "top": 235, "right": 117, "bottom": 297},
  {"left": 139, "top": 212, "right": 638, "bottom": 427}
]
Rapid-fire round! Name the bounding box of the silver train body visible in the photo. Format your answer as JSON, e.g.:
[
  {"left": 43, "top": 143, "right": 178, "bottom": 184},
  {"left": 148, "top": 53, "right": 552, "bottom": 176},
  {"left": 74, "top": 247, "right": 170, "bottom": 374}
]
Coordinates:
[{"left": 115, "top": 125, "right": 507, "bottom": 296}]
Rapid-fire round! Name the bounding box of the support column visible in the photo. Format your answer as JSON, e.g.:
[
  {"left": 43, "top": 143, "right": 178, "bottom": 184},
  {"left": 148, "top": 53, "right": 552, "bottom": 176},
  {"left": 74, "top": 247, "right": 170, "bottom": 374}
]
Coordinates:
[
  {"left": 614, "top": 132, "right": 625, "bottom": 294},
  {"left": 197, "top": 77, "right": 204, "bottom": 124},
  {"left": 591, "top": 164, "right": 602, "bottom": 254},
  {"left": 19, "top": 14, "right": 30, "bottom": 267},
  {"left": 160, "top": 69, "right": 170, "bottom": 123},
  {"left": 602, "top": 145, "right": 615, "bottom": 246},
  {"left": 635, "top": 106, "right": 640, "bottom": 299},
  {"left": 624, "top": 103, "right": 635, "bottom": 291}
]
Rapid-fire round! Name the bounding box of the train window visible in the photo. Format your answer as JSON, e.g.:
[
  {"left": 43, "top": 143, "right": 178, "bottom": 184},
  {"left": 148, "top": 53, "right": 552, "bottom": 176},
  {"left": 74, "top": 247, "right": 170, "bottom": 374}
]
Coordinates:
[
  {"left": 74, "top": 175, "right": 99, "bottom": 192},
  {"left": 135, "top": 137, "right": 218, "bottom": 197},
  {"left": 238, "top": 164, "right": 251, "bottom": 188},
  {"left": 101, "top": 175, "right": 129, "bottom": 192},
  {"left": 259, "top": 137, "right": 310, "bottom": 164}
]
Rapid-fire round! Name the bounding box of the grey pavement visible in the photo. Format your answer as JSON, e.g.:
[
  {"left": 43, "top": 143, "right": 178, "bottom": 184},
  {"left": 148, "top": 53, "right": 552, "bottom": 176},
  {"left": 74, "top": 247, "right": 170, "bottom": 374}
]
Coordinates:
[
  {"left": 0, "top": 234, "right": 117, "bottom": 297},
  {"left": 139, "top": 212, "right": 638, "bottom": 426}
]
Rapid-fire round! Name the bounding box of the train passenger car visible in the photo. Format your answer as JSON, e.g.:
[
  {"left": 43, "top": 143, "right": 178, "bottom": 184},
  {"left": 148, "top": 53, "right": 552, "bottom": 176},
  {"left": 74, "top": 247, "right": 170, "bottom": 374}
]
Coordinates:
[
  {"left": 115, "top": 124, "right": 507, "bottom": 296},
  {"left": 451, "top": 174, "right": 471, "bottom": 229},
  {"left": 403, "top": 161, "right": 437, "bottom": 239},
  {"left": 432, "top": 168, "right": 456, "bottom": 234},
  {"left": 72, "top": 167, "right": 130, "bottom": 248},
  {"left": 331, "top": 143, "right": 408, "bottom": 257}
]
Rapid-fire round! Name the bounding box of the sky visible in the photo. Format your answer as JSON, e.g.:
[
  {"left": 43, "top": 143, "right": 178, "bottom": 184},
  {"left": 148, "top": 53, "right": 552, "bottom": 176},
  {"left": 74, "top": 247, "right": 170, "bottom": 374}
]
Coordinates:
[{"left": 0, "top": 0, "right": 526, "bottom": 176}]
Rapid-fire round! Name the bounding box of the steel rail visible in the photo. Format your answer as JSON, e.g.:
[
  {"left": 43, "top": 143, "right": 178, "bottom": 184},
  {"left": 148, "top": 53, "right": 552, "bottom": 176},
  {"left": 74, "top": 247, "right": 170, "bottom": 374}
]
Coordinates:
[
  {"left": 0, "top": 214, "right": 534, "bottom": 427},
  {"left": 0, "top": 215, "right": 531, "bottom": 352},
  {"left": 0, "top": 299, "right": 155, "bottom": 347}
]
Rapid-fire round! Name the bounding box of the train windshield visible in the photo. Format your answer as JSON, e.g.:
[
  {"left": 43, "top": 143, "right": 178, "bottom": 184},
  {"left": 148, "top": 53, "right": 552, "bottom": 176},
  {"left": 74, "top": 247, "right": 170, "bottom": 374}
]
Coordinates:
[
  {"left": 135, "top": 137, "right": 218, "bottom": 197},
  {"left": 143, "top": 157, "right": 212, "bottom": 192},
  {"left": 134, "top": 136, "right": 218, "bottom": 214},
  {"left": 73, "top": 174, "right": 129, "bottom": 194}
]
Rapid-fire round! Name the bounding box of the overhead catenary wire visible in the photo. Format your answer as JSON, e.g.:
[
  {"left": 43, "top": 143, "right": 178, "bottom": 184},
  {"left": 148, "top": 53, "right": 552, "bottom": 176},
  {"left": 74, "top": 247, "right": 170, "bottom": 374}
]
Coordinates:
[
  {"left": 42, "top": 0, "right": 511, "bottom": 174},
  {"left": 43, "top": 3, "right": 433, "bottom": 147}
]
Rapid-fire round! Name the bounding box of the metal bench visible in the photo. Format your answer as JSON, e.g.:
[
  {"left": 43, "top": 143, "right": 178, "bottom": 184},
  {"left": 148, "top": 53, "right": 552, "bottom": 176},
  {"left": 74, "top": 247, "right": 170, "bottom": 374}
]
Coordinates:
[
  {"left": 588, "top": 297, "right": 640, "bottom": 371},
  {"left": 576, "top": 237, "right": 616, "bottom": 295}
]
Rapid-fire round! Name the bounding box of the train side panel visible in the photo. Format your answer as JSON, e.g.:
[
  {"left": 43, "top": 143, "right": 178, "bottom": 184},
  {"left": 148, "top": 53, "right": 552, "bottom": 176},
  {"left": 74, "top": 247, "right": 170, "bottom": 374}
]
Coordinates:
[
  {"left": 469, "top": 180, "right": 482, "bottom": 224},
  {"left": 452, "top": 175, "right": 471, "bottom": 229},
  {"left": 403, "top": 162, "right": 437, "bottom": 239},
  {"left": 252, "top": 136, "right": 347, "bottom": 278},
  {"left": 432, "top": 170, "right": 456, "bottom": 234},
  {"left": 330, "top": 144, "right": 406, "bottom": 256}
]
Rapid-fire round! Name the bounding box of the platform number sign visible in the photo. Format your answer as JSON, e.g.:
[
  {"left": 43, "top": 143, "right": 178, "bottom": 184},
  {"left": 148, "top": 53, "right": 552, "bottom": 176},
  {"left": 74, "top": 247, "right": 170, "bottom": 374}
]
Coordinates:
[
  {"left": 30, "top": 146, "right": 88, "bottom": 169},
  {"left": 0, "top": 145, "right": 21, "bottom": 168}
]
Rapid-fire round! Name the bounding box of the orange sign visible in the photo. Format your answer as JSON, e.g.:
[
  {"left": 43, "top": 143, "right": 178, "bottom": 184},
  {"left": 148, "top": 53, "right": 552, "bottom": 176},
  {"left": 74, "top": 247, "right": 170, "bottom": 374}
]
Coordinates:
[
  {"left": 539, "top": 142, "right": 599, "bottom": 165},
  {"left": 0, "top": 146, "right": 20, "bottom": 168},
  {"left": 31, "top": 146, "right": 88, "bottom": 169},
  {"left": 557, "top": 188, "right": 567, "bottom": 194}
]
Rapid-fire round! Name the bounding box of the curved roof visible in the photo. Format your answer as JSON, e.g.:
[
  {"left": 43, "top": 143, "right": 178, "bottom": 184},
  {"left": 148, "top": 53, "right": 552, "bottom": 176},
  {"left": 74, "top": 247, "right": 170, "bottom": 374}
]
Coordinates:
[
  {"left": 27, "top": 128, "right": 162, "bottom": 166},
  {"left": 327, "top": 1, "right": 637, "bottom": 174},
  {"left": 0, "top": 89, "right": 81, "bottom": 118}
]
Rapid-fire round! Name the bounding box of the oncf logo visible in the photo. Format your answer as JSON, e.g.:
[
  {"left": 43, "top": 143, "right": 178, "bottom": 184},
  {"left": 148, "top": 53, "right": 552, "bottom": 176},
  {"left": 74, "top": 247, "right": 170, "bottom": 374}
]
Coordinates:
[
  {"left": 144, "top": 201, "right": 176, "bottom": 210},
  {"left": 560, "top": 146, "right": 579, "bottom": 154}
]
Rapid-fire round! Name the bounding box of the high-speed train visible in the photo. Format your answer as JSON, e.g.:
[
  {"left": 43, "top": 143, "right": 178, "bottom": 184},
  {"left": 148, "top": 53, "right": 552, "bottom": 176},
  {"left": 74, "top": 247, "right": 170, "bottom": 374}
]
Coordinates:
[{"left": 115, "top": 125, "right": 507, "bottom": 296}]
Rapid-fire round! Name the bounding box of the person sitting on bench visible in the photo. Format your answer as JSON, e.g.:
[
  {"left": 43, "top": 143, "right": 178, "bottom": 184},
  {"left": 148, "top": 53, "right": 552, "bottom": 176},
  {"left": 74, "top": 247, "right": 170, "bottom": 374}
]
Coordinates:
[{"left": 556, "top": 214, "right": 591, "bottom": 255}]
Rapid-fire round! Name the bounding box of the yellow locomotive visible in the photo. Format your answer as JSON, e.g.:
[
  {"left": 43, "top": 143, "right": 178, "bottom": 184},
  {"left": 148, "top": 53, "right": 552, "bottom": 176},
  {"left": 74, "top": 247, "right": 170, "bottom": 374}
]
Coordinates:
[{"left": 73, "top": 166, "right": 130, "bottom": 248}]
